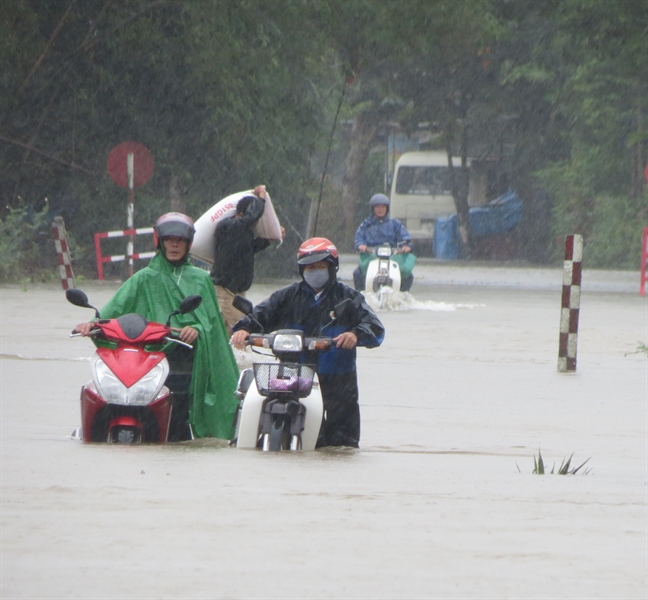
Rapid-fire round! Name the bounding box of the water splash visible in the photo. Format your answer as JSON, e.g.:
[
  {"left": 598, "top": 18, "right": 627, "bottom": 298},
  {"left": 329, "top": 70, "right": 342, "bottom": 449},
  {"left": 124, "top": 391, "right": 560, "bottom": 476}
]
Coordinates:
[{"left": 363, "top": 288, "right": 484, "bottom": 312}]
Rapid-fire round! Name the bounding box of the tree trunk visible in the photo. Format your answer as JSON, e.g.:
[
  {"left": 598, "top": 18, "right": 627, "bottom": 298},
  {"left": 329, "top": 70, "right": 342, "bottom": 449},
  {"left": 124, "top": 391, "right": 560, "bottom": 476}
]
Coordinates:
[
  {"left": 446, "top": 114, "right": 473, "bottom": 258},
  {"left": 447, "top": 141, "right": 472, "bottom": 258},
  {"left": 339, "top": 112, "right": 380, "bottom": 250}
]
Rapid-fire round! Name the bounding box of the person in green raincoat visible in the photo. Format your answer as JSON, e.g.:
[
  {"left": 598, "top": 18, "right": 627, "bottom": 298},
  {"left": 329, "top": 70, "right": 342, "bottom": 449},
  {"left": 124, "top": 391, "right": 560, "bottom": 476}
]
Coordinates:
[{"left": 75, "top": 213, "right": 239, "bottom": 441}]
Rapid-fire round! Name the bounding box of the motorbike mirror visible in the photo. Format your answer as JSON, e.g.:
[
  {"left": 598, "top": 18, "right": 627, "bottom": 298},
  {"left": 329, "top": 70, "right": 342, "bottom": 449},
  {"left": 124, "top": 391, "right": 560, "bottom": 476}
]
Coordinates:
[
  {"left": 232, "top": 295, "right": 254, "bottom": 316},
  {"left": 66, "top": 288, "right": 89, "bottom": 307},
  {"left": 166, "top": 294, "right": 203, "bottom": 327},
  {"left": 232, "top": 295, "right": 265, "bottom": 333},
  {"left": 66, "top": 288, "right": 100, "bottom": 318},
  {"left": 333, "top": 298, "right": 354, "bottom": 321},
  {"left": 318, "top": 298, "right": 355, "bottom": 335},
  {"left": 179, "top": 294, "right": 202, "bottom": 314}
]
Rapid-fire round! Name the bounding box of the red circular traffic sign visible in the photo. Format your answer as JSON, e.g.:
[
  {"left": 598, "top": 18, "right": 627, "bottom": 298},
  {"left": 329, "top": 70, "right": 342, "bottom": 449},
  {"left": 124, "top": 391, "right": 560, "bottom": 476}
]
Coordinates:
[{"left": 107, "top": 142, "right": 154, "bottom": 189}]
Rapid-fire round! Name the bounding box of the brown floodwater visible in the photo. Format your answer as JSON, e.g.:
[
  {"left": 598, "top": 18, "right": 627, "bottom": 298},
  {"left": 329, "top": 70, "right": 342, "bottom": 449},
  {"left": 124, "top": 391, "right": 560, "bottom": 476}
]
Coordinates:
[{"left": 1, "top": 269, "right": 646, "bottom": 599}]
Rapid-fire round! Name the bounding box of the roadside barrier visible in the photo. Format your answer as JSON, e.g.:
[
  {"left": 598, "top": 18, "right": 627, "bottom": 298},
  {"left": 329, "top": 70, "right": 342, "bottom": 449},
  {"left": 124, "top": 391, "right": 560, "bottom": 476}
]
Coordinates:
[
  {"left": 52, "top": 216, "right": 75, "bottom": 290},
  {"left": 94, "top": 227, "right": 155, "bottom": 280},
  {"left": 558, "top": 234, "right": 583, "bottom": 373},
  {"left": 640, "top": 227, "right": 647, "bottom": 296}
]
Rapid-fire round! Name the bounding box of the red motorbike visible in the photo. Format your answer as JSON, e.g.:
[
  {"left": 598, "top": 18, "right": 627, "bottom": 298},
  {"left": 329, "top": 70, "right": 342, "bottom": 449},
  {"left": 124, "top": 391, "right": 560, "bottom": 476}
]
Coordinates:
[{"left": 66, "top": 288, "right": 202, "bottom": 444}]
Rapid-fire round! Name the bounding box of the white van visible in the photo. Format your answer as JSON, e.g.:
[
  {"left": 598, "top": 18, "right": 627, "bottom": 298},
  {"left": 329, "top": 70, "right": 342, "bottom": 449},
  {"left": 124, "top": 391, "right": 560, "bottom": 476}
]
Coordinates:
[{"left": 389, "top": 151, "right": 485, "bottom": 246}]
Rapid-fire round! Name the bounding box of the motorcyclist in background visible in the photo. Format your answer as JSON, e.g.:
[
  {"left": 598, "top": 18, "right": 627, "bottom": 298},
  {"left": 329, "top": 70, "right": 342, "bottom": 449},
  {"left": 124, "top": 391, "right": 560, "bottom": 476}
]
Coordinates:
[
  {"left": 74, "top": 213, "right": 239, "bottom": 441},
  {"left": 353, "top": 193, "right": 416, "bottom": 292},
  {"left": 231, "top": 237, "right": 385, "bottom": 448}
]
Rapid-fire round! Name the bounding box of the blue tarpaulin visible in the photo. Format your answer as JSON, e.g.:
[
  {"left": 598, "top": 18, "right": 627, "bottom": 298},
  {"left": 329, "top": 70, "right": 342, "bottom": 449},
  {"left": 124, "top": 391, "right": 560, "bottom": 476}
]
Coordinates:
[{"left": 433, "top": 191, "right": 522, "bottom": 259}]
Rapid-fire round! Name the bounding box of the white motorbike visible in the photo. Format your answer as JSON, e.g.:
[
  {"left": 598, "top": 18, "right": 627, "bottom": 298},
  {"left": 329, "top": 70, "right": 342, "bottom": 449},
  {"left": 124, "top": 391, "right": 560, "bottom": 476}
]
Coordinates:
[
  {"left": 364, "top": 244, "right": 402, "bottom": 294},
  {"left": 231, "top": 296, "right": 353, "bottom": 452}
]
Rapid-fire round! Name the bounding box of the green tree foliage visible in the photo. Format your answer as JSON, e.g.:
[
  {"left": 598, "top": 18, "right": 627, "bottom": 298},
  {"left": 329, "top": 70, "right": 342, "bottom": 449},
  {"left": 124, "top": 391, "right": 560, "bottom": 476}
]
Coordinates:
[
  {"left": 1, "top": 0, "right": 644, "bottom": 281},
  {"left": 0, "top": 0, "right": 334, "bottom": 279},
  {"left": 520, "top": 0, "right": 647, "bottom": 266},
  {"left": 0, "top": 202, "right": 60, "bottom": 283},
  {"left": 385, "top": 0, "right": 504, "bottom": 255}
]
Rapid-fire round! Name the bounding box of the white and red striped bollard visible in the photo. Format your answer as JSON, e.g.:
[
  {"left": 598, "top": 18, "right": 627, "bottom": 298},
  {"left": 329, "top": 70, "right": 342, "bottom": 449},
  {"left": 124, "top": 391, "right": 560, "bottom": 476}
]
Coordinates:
[
  {"left": 52, "top": 216, "right": 76, "bottom": 290},
  {"left": 558, "top": 234, "right": 583, "bottom": 372}
]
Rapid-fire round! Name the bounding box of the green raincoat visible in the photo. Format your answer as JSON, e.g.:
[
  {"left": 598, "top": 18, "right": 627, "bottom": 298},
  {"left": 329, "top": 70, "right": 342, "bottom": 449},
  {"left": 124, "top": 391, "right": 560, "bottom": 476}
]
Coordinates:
[{"left": 99, "top": 252, "right": 239, "bottom": 440}]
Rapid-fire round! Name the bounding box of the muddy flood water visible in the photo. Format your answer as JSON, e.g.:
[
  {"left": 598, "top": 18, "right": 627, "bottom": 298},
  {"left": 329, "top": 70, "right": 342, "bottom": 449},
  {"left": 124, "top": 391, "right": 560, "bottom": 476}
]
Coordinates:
[{"left": 1, "top": 264, "right": 646, "bottom": 599}]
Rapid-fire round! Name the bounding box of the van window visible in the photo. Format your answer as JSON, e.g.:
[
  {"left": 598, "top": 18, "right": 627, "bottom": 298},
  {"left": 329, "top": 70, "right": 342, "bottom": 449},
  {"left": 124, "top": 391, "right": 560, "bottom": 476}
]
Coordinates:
[{"left": 395, "top": 166, "right": 452, "bottom": 196}]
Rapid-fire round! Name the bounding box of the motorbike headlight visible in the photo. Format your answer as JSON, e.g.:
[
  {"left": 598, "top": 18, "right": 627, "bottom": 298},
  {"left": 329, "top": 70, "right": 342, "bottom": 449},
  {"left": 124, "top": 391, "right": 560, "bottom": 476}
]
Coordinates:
[
  {"left": 272, "top": 333, "right": 303, "bottom": 352},
  {"left": 377, "top": 246, "right": 392, "bottom": 257},
  {"left": 92, "top": 357, "right": 168, "bottom": 406}
]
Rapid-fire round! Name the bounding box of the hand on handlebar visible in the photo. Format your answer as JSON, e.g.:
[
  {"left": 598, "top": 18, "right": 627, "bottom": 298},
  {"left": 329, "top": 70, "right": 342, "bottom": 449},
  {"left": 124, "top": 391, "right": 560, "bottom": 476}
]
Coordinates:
[
  {"left": 74, "top": 322, "right": 95, "bottom": 336},
  {"left": 333, "top": 331, "right": 358, "bottom": 350},
  {"left": 230, "top": 329, "right": 250, "bottom": 350},
  {"left": 177, "top": 326, "right": 199, "bottom": 345}
]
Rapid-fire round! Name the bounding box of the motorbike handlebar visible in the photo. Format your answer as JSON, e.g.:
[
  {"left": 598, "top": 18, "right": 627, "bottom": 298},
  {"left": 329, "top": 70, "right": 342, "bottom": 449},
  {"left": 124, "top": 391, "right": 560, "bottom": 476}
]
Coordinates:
[
  {"left": 70, "top": 328, "right": 101, "bottom": 337},
  {"left": 361, "top": 246, "right": 402, "bottom": 255},
  {"left": 243, "top": 333, "right": 334, "bottom": 352},
  {"left": 164, "top": 336, "right": 194, "bottom": 349}
]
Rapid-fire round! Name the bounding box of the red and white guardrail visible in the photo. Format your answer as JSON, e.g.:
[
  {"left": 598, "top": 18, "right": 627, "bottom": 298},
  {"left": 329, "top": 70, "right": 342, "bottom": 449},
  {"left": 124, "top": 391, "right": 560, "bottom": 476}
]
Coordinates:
[
  {"left": 557, "top": 234, "right": 583, "bottom": 373},
  {"left": 94, "top": 227, "right": 155, "bottom": 280},
  {"left": 52, "top": 216, "right": 76, "bottom": 290}
]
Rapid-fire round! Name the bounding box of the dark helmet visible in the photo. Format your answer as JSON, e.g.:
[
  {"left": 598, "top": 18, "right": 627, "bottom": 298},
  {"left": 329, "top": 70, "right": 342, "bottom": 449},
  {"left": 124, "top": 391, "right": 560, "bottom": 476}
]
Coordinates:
[
  {"left": 297, "top": 237, "right": 339, "bottom": 270},
  {"left": 236, "top": 195, "right": 257, "bottom": 215},
  {"left": 154, "top": 213, "right": 195, "bottom": 246},
  {"left": 370, "top": 193, "right": 390, "bottom": 209}
]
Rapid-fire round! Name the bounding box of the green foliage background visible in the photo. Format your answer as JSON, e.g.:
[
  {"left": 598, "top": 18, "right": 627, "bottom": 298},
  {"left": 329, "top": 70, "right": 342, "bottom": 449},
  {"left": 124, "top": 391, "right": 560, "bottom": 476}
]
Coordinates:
[{"left": 1, "top": 0, "right": 645, "bottom": 282}]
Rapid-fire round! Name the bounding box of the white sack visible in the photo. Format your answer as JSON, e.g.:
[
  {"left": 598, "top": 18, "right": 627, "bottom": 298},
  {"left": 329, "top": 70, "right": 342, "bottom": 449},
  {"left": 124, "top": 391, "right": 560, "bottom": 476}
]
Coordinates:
[{"left": 192, "top": 190, "right": 282, "bottom": 265}]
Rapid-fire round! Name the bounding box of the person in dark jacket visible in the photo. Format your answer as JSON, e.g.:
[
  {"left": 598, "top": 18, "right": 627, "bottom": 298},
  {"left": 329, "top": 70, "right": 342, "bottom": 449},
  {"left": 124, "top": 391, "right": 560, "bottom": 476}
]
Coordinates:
[
  {"left": 210, "top": 185, "right": 283, "bottom": 333},
  {"left": 353, "top": 193, "right": 416, "bottom": 291},
  {"left": 230, "top": 237, "right": 385, "bottom": 448}
]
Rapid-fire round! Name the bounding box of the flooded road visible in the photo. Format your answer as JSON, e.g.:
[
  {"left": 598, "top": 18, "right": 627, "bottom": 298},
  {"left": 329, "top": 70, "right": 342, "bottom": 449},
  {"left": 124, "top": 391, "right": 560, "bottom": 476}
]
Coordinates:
[{"left": 1, "top": 268, "right": 646, "bottom": 599}]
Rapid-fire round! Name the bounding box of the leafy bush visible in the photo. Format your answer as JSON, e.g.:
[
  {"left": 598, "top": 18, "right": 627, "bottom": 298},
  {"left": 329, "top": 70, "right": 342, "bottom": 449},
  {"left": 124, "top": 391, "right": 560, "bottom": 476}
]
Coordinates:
[
  {"left": 539, "top": 161, "right": 646, "bottom": 268},
  {"left": 0, "top": 203, "right": 61, "bottom": 283},
  {"left": 587, "top": 192, "right": 648, "bottom": 269}
]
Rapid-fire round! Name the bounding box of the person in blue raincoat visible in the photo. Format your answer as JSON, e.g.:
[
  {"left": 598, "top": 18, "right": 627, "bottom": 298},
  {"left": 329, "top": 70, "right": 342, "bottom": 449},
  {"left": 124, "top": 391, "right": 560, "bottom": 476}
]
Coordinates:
[
  {"left": 231, "top": 237, "right": 385, "bottom": 448},
  {"left": 353, "top": 193, "right": 416, "bottom": 291}
]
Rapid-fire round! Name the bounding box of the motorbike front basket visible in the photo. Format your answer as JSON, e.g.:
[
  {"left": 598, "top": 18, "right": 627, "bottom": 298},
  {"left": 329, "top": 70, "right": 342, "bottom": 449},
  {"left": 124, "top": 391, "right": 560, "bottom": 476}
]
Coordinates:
[{"left": 253, "top": 363, "right": 315, "bottom": 398}]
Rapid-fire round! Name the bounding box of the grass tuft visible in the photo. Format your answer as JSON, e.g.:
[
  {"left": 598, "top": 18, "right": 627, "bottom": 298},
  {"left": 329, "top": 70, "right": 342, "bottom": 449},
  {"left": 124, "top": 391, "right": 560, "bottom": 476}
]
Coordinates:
[
  {"left": 625, "top": 343, "right": 648, "bottom": 357},
  {"left": 530, "top": 449, "right": 591, "bottom": 475}
]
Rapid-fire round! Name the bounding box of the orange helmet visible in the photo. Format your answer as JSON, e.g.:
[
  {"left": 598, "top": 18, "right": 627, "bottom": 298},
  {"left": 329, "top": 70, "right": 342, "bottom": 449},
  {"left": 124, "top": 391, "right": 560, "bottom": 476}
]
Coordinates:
[{"left": 297, "top": 237, "right": 339, "bottom": 268}]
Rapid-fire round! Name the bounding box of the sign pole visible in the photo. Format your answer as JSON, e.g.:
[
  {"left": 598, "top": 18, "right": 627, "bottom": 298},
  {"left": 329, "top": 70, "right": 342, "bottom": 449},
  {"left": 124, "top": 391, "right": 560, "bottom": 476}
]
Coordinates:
[
  {"left": 127, "top": 152, "right": 134, "bottom": 278},
  {"left": 107, "top": 141, "right": 154, "bottom": 280}
]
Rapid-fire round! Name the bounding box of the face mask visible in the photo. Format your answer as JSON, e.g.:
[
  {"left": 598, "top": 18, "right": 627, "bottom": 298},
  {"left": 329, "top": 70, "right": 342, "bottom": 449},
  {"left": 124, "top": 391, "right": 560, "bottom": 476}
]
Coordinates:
[{"left": 303, "top": 268, "right": 329, "bottom": 290}]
